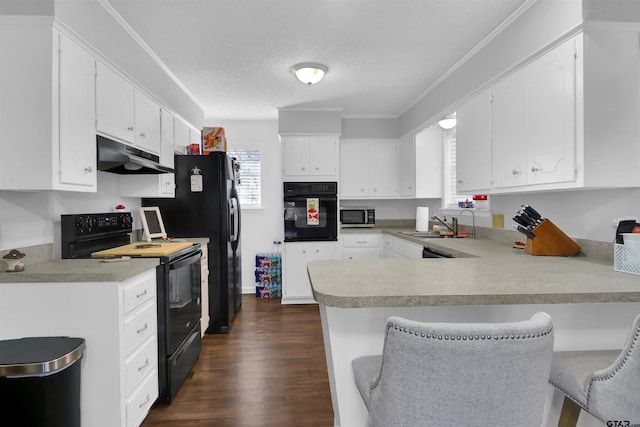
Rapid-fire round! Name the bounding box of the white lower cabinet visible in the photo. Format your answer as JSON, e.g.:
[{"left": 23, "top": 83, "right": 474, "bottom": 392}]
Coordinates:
[
  {"left": 341, "top": 233, "right": 382, "bottom": 259},
  {"left": 282, "top": 242, "right": 342, "bottom": 303},
  {"left": 0, "top": 268, "right": 159, "bottom": 427},
  {"left": 382, "top": 234, "right": 423, "bottom": 259}
]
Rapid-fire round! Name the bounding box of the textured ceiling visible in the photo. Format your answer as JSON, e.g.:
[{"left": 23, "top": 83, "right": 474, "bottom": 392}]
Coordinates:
[{"left": 107, "top": 0, "right": 529, "bottom": 120}]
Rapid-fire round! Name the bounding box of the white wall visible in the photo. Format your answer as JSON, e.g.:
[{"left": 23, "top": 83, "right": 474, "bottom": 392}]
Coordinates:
[
  {"left": 0, "top": 172, "right": 142, "bottom": 255},
  {"left": 489, "top": 189, "right": 640, "bottom": 243},
  {"left": 206, "top": 120, "right": 282, "bottom": 294}
]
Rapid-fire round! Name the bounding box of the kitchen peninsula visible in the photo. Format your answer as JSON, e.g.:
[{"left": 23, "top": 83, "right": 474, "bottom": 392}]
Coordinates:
[{"left": 309, "top": 233, "right": 640, "bottom": 427}]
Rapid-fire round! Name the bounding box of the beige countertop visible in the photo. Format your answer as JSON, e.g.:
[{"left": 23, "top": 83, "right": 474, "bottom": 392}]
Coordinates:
[
  {"left": 309, "top": 228, "right": 640, "bottom": 308},
  {"left": 0, "top": 258, "right": 160, "bottom": 283}
]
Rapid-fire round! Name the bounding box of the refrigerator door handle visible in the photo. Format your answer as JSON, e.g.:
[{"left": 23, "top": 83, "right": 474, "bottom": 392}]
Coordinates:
[{"left": 229, "top": 198, "right": 239, "bottom": 243}]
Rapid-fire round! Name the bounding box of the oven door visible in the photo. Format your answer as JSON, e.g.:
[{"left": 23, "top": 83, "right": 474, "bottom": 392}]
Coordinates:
[
  {"left": 167, "top": 250, "right": 202, "bottom": 355},
  {"left": 284, "top": 195, "right": 338, "bottom": 242}
]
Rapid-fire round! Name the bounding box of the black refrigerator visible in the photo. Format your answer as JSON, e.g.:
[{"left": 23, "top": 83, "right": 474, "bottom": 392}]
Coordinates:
[{"left": 144, "top": 152, "right": 242, "bottom": 333}]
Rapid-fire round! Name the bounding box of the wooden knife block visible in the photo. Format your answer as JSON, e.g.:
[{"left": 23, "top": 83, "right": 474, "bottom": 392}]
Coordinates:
[{"left": 525, "top": 219, "right": 581, "bottom": 256}]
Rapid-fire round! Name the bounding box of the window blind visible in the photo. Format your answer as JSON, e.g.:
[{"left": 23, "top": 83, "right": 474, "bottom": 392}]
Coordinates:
[{"left": 228, "top": 150, "right": 261, "bottom": 207}]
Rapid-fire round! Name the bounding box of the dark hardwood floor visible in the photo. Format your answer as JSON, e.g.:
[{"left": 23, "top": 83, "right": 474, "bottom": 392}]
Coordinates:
[{"left": 141, "top": 295, "right": 334, "bottom": 426}]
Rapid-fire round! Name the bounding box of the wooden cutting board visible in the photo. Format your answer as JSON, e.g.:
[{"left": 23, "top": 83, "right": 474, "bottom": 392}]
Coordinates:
[{"left": 92, "top": 241, "right": 194, "bottom": 257}]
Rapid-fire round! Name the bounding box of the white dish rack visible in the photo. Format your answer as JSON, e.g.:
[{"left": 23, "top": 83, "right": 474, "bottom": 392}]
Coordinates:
[{"left": 613, "top": 243, "right": 640, "bottom": 276}]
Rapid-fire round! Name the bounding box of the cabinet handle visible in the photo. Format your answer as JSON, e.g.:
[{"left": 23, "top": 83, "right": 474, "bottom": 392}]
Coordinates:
[
  {"left": 136, "top": 289, "right": 148, "bottom": 298},
  {"left": 127, "top": 126, "right": 134, "bottom": 131},
  {"left": 356, "top": 241, "right": 367, "bottom": 244},
  {"left": 302, "top": 250, "right": 306, "bottom": 254},
  {"left": 457, "top": 180, "right": 463, "bottom": 184},
  {"left": 139, "top": 132, "right": 146, "bottom": 138},
  {"left": 512, "top": 169, "right": 519, "bottom": 175},
  {"left": 85, "top": 166, "right": 93, "bottom": 173},
  {"left": 315, "top": 249, "right": 319, "bottom": 253},
  {"left": 137, "top": 358, "right": 149, "bottom": 372},
  {"left": 139, "top": 394, "right": 150, "bottom": 408},
  {"left": 301, "top": 167, "right": 306, "bottom": 171},
  {"left": 360, "top": 188, "right": 365, "bottom": 192},
  {"left": 137, "top": 322, "right": 148, "bottom": 334},
  {"left": 531, "top": 166, "right": 540, "bottom": 173}
]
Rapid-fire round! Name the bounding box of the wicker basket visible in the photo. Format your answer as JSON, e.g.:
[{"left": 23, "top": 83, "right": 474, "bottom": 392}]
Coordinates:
[{"left": 613, "top": 243, "right": 640, "bottom": 276}]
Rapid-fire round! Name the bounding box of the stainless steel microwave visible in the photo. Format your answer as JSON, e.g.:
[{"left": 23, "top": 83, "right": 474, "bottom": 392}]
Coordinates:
[{"left": 340, "top": 208, "right": 375, "bottom": 228}]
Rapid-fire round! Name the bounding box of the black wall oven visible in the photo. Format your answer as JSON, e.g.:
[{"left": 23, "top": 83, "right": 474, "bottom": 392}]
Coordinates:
[{"left": 284, "top": 182, "right": 338, "bottom": 242}]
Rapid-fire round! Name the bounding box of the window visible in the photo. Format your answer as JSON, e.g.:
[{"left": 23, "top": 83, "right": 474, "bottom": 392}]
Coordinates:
[
  {"left": 228, "top": 149, "right": 261, "bottom": 208},
  {"left": 442, "top": 128, "right": 471, "bottom": 208}
]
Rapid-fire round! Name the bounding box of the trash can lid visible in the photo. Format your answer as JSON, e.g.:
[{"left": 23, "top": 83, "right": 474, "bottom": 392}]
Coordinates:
[{"left": 0, "top": 337, "right": 85, "bottom": 377}]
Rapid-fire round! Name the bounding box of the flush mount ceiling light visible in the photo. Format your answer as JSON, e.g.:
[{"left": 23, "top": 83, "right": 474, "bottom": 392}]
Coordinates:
[
  {"left": 291, "top": 63, "right": 328, "bottom": 85},
  {"left": 438, "top": 113, "right": 457, "bottom": 130}
]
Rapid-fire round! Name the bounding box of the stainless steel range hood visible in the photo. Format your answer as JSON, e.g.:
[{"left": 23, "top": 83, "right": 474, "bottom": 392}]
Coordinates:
[{"left": 97, "top": 136, "right": 173, "bottom": 174}]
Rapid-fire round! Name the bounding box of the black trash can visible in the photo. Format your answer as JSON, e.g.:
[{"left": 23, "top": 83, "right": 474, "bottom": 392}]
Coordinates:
[{"left": 0, "top": 337, "right": 85, "bottom": 427}]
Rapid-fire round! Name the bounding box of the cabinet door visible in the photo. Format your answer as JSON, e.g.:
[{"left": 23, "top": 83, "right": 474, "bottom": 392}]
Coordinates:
[
  {"left": 343, "top": 247, "right": 381, "bottom": 259},
  {"left": 368, "top": 140, "right": 397, "bottom": 197},
  {"left": 340, "top": 140, "right": 369, "bottom": 197},
  {"left": 309, "top": 136, "right": 338, "bottom": 175},
  {"left": 527, "top": 39, "right": 576, "bottom": 185},
  {"left": 283, "top": 243, "right": 340, "bottom": 300},
  {"left": 283, "top": 137, "right": 311, "bottom": 176},
  {"left": 134, "top": 90, "right": 161, "bottom": 154},
  {"left": 96, "top": 62, "right": 135, "bottom": 143},
  {"left": 415, "top": 127, "right": 443, "bottom": 198},
  {"left": 456, "top": 89, "right": 492, "bottom": 192},
  {"left": 174, "top": 119, "right": 190, "bottom": 154},
  {"left": 397, "top": 135, "right": 415, "bottom": 197},
  {"left": 160, "top": 110, "right": 175, "bottom": 168},
  {"left": 492, "top": 72, "right": 527, "bottom": 188},
  {"left": 58, "top": 34, "right": 96, "bottom": 188}
]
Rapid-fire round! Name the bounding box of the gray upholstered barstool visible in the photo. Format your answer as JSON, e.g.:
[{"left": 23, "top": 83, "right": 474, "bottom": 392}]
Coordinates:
[
  {"left": 352, "top": 313, "right": 554, "bottom": 427},
  {"left": 549, "top": 313, "right": 640, "bottom": 427}
]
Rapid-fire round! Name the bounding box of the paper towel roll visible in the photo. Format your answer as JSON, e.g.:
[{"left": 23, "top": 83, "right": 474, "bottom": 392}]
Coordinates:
[{"left": 416, "top": 207, "right": 430, "bottom": 232}]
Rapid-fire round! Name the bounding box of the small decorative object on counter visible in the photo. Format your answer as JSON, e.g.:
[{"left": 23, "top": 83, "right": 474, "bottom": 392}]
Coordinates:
[
  {"left": 114, "top": 204, "right": 126, "bottom": 212},
  {"left": 3, "top": 249, "right": 26, "bottom": 272}
]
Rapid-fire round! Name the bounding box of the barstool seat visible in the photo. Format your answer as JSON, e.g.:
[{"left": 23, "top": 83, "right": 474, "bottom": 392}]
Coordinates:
[{"left": 549, "top": 314, "right": 640, "bottom": 426}]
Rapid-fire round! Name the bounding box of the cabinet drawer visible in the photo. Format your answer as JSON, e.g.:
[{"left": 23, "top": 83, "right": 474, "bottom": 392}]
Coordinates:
[
  {"left": 125, "top": 338, "right": 157, "bottom": 397},
  {"left": 124, "top": 303, "right": 157, "bottom": 356},
  {"left": 343, "top": 247, "right": 381, "bottom": 259},
  {"left": 342, "top": 234, "right": 382, "bottom": 248},
  {"left": 126, "top": 372, "right": 158, "bottom": 427},
  {"left": 123, "top": 275, "right": 156, "bottom": 315}
]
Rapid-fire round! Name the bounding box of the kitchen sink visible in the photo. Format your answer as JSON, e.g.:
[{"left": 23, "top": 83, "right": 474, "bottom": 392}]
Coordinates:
[{"left": 398, "top": 231, "right": 444, "bottom": 238}]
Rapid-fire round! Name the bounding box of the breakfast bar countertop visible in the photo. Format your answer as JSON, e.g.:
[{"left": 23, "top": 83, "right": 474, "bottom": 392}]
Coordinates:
[{"left": 308, "top": 231, "right": 640, "bottom": 308}]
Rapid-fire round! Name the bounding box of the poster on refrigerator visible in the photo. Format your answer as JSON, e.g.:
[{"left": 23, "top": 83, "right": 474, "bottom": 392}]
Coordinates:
[{"left": 307, "top": 198, "right": 319, "bottom": 226}]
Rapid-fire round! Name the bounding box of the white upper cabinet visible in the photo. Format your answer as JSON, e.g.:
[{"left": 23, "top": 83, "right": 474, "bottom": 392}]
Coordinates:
[
  {"left": 340, "top": 139, "right": 397, "bottom": 198},
  {"left": 456, "top": 89, "right": 492, "bottom": 193},
  {"left": 414, "top": 127, "right": 443, "bottom": 198},
  {"left": 174, "top": 118, "right": 190, "bottom": 154},
  {"left": 134, "top": 89, "right": 161, "bottom": 155},
  {"left": 160, "top": 110, "right": 175, "bottom": 168},
  {"left": 96, "top": 62, "right": 135, "bottom": 144},
  {"left": 96, "top": 63, "right": 161, "bottom": 155},
  {"left": 58, "top": 33, "right": 97, "bottom": 189},
  {"left": 397, "top": 134, "right": 416, "bottom": 197},
  {"left": 492, "top": 37, "right": 576, "bottom": 189},
  {"left": 0, "top": 21, "right": 97, "bottom": 192},
  {"left": 282, "top": 136, "right": 339, "bottom": 180}
]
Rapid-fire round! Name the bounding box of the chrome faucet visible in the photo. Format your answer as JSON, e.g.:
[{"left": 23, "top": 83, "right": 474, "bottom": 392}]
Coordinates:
[
  {"left": 432, "top": 215, "right": 454, "bottom": 233},
  {"left": 458, "top": 209, "right": 477, "bottom": 239}
]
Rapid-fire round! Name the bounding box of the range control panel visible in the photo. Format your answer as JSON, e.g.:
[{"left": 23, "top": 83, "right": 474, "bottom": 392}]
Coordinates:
[{"left": 61, "top": 212, "right": 133, "bottom": 238}]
